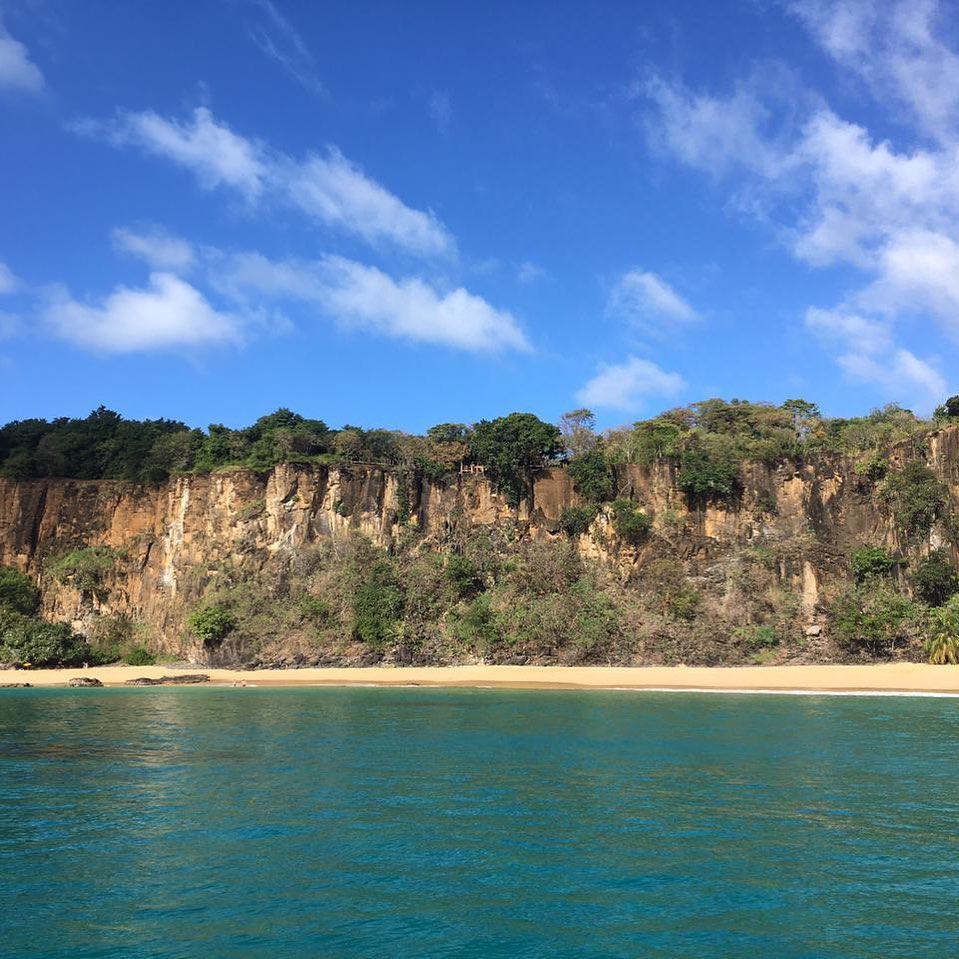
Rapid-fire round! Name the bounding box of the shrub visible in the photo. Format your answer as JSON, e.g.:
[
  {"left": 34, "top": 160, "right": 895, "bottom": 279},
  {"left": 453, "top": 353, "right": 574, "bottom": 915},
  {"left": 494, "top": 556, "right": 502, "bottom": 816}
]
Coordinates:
[
  {"left": 831, "top": 583, "right": 917, "bottom": 657},
  {"left": 567, "top": 450, "right": 614, "bottom": 503},
  {"left": 123, "top": 645, "right": 156, "bottom": 666},
  {"left": 558, "top": 505, "right": 598, "bottom": 538},
  {"left": 47, "top": 546, "right": 118, "bottom": 597},
  {"left": 756, "top": 489, "right": 778, "bottom": 515},
  {"left": 449, "top": 594, "right": 498, "bottom": 651},
  {"left": 855, "top": 450, "right": 888, "bottom": 483},
  {"left": 610, "top": 499, "right": 652, "bottom": 545},
  {"left": 187, "top": 604, "right": 236, "bottom": 645},
  {"left": 850, "top": 546, "right": 897, "bottom": 583},
  {"left": 677, "top": 443, "right": 742, "bottom": 502},
  {"left": 925, "top": 596, "right": 959, "bottom": 664},
  {"left": 0, "top": 565, "right": 40, "bottom": 615},
  {"left": 298, "top": 596, "right": 334, "bottom": 628},
  {"left": 445, "top": 554, "right": 484, "bottom": 599},
  {"left": 0, "top": 609, "right": 90, "bottom": 666},
  {"left": 733, "top": 624, "right": 778, "bottom": 648},
  {"left": 880, "top": 462, "right": 949, "bottom": 541},
  {"left": 912, "top": 550, "right": 959, "bottom": 607},
  {"left": 353, "top": 562, "right": 404, "bottom": 647},
  {"left": 642, "top": 559, "right": 700, "bottom": 621}
]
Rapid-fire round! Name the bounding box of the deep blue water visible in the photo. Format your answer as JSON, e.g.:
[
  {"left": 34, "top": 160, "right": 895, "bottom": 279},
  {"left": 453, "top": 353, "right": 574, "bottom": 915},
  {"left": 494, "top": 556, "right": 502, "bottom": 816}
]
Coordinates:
[{"left": 1, "top": 687, "right": 958, "bottom": 958}]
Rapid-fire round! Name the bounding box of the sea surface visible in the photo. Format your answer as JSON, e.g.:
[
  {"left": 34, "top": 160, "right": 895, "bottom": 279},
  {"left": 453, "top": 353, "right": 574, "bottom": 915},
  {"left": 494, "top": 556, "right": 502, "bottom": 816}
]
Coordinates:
[{"left": 1, "top": 686, "right": 958, "bottom": 958}]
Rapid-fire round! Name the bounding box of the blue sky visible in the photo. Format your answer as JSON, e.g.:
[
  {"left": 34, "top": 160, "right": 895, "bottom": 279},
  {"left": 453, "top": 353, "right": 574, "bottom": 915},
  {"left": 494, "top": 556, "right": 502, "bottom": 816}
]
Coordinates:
[{"left": 1, "top": 0, "right": 958, "bottom": 432}]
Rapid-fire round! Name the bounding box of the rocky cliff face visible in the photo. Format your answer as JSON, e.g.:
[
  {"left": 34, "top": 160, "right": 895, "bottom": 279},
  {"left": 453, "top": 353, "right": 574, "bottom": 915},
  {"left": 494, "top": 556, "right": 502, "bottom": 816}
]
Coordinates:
[{"left": 1, "top": 426, "right": 957, "bottom": 664}]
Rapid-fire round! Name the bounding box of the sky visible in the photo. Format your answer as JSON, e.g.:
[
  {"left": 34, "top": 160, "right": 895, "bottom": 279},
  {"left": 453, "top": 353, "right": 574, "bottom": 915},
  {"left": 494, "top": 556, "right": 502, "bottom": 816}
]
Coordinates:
[{"left": 2, "top": 0, "right": 959, "bottom": 433}]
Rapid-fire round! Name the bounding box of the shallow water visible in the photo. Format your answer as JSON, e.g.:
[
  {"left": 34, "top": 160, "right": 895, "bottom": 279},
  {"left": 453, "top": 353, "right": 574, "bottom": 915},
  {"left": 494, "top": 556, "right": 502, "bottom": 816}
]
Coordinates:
[{"left": 1, "top": 687, "right": 957, "bottom": 958}]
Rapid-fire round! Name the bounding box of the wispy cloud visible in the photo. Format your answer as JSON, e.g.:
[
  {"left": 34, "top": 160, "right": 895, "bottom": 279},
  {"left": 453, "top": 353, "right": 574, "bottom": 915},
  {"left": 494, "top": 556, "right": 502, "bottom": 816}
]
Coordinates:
[
  {"left": 517, "top": 261, "right": 547, "bottom": 284},
  {"left": 0, "top": 262, "right": 20, "bottom": 295},
  {"left": 113, "top": 227, "right": 196, "bottom": 272},
  {"left": 608, "top": 269, "right": 698, "bottom": 335},
  {"left": 241, "top": 0, "right": 326, "bottom": 98},
  {"left": 212, "top": 250, "right": 530, "bottom": 353},
  {"left": 79, "top": 106, "right": 455, "bottom": 257},
  {"left": 576, "top": 356, "right": 685, "bottom": 411},
  {"left": 43, "top": 272, "right": 242, "bottom": 353},
  {"left": 642, "top": 4, "right": 959, "bottom": 409},
  {"left": 0, "top": 25, "right": 44, "bottom": 95}
]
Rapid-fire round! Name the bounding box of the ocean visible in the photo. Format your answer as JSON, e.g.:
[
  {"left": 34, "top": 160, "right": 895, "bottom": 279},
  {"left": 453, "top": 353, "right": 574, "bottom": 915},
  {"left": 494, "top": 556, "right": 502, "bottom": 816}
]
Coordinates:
[{"left": 1, "top": 686, "right": 957, "bottom": 957}]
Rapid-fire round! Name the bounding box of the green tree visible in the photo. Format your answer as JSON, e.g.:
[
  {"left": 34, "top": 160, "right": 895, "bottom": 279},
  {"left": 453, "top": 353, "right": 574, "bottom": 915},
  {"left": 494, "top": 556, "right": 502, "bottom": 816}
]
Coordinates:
[
  {"left": 353, "top": 561, "right": 404, "bottom": 647},
  {"left": 850, "top": 546, "right": 897, "bottom": 583},
  {"left": 468, "top": 413, "right": 561, "bottom": 506},
  {"left": 912, "top": 550, "right": 959, "bottom": 607},
  {"left": 0, "top": 609, "right": 90, "bottom": 666},
  {"left": 831, "top": 583, "right": 917, "bottom": 657},
  {"left": 934, "top": 395, "right": 959, "bottom": 420},
  {"left": 567, "top": 449, "right": 614, "bottom": 502},
  {"left": 880, "top": 461, "right": 949, "bottom": 541},
  {"left": 925, "top": 595, "right": 959, "bottom": 663},
  {"left": 0, "top": 566, "right": 40, "bottom": 615},
  {"left": 609, "top": 499, "right": 652, "bottom": 545},
  {"left": 559, "top": 408, "right": 597, "bottom": 458}
]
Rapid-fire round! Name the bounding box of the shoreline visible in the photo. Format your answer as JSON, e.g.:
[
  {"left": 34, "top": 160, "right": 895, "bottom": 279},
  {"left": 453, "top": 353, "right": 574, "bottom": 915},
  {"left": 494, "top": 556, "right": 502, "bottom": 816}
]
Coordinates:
[{"left": 5, "top": 663, "right": 959, "bottom": 695}]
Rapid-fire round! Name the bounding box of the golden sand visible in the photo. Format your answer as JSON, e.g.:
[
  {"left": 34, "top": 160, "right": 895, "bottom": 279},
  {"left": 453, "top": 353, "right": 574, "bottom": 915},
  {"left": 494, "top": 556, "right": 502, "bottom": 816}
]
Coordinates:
[{"left": 6, "top": 662, "right": 959, "bottom": 694}]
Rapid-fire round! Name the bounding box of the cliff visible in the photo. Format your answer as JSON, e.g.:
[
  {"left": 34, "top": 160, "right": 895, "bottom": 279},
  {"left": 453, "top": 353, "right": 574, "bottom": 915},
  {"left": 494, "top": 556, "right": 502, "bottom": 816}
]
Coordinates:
[{"left": 2, "top": 425, "right": 958, "bottom": 666}]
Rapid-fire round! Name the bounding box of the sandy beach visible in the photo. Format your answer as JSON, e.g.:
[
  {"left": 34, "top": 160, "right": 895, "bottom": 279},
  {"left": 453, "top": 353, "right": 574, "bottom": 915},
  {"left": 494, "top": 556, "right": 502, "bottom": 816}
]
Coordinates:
[{"left": 5, "top": 662, "right": 959, "bottom": 694}]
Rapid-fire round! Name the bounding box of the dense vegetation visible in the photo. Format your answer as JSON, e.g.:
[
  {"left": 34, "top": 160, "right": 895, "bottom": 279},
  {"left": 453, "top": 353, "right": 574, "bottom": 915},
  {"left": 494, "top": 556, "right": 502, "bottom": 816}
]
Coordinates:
[
  {"left": 4, "top": 396, "right": 958, "bottom": 508},
  {"left": 2, "top": 394, "right": 959, "bottom": 668}
]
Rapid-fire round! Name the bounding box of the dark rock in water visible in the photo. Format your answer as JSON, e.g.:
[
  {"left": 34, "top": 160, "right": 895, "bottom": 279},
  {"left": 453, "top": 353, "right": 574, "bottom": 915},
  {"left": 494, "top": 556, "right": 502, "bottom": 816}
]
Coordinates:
[
  {"left": 0, "top": 682, "right": 32, "bottom": 688},
  {"left": 125, "top": 673, "right": 210, "bottom": 686},
  {"left": 68, "top": 677, "right": 104, "bottom": 688}
]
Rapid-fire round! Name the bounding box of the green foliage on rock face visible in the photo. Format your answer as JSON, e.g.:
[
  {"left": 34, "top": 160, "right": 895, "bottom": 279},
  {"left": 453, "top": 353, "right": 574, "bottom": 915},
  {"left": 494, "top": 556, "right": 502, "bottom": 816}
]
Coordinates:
[
  {"left": 855, "top": 450, "right": 889, "bottom": 483},
  {"left": 559, "top": 505, "right": 599, "bottom": 538},
  {"left": 733, "top": 624, "right": 778, "bottom": 649},
  {"left": 880, "top": 461, "right": 950, "bottom": 541},
  {"left": 352, "top": 562, "right": 404, "bottom": 647},
  {"left": 609, "top": 500, "right": 652, "bottom": 545},
  {"left": 851, "top": 546, "right": 897, "bottom": 583},
  {"left": 831, "top": 583, "right": 918, "bottom": 657},
  {"left": 468, "top": 413, "right": 561, "bottom": 506},
  {"left": 47, "top": 546, "right": 118, "bottom": 596},
  {"left": 0, "top": 609, "right": 89, "bottom": 666},
  {"left": 567, "top": 449, "right": 615, "bottom": 503},
  {"left": 925, "top": 595, "right": 959, "bottom": 664},
  {"left": 0, "top": 566, "right": 40, "bottom": 616},
  {"left": 912, "top": 550, "right": 959, "bottom": 607},
  {"left": 445, "top": 554, "right": 484, "bottom": 600},
  {"left": 187, "top": 604, "right": 236, "bottom": 645},
  {"left": 677, "top": 440, "right": 742, "bottom": 502}
]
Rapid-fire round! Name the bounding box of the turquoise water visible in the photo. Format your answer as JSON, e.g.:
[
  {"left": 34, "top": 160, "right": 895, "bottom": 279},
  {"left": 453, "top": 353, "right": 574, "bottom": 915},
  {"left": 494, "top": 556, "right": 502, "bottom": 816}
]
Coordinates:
[{"left": 1, "top": 688, "right": 958, "bottom": 958}]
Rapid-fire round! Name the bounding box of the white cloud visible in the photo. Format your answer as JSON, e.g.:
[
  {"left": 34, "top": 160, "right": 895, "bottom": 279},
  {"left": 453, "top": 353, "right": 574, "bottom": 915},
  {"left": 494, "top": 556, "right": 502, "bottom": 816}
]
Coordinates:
[
  {"left": 838, "top": 349, "right": 946, "bottom": 407},
  {"left": 804, "top": 306, "right": 892, "bottom": 354},
  {"left": 284, "top": 148, "right": 454, "bottom": 256},
  {"left": 789, "top": 0, "right": 959, "bottom": 141},
  {"left": 576, "top": 357, "right": 685, "bottom": 411},
  {"left": 0, "top": 28, "right": 44, "bottom": 94},
  {"left": 85, "top": 107, "right": 454, "bottom": 257},
  {"left": 104, "top": 107, "right": 268, "bottom": 199},
  {"left": 212, "top": 251, "right": 528, "bottom": 352},
  {"left": 643, "top": 10, "right": 959, "bottom": 408},
  {"left": 609, "top": 270, "right": 698, "bottom": 332},
  {"left": 0, "top": 262, "right": 19, "bottom": 294},
  {"left": 112, "top": 227, "right": 196, "bottom": 272},
  {"left": 43, "top": 272, "right": 242, "bottom": 353}
]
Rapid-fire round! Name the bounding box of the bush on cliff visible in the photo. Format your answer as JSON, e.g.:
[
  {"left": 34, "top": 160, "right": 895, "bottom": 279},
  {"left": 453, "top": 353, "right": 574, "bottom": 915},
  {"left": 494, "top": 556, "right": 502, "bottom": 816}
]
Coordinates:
[
  {"left": 831, "top": 583, "right": 918, "bottom": 658},
  {"left": 0, "top": 566, "right": 40, "bottom": 616},
  {"left": 880, "top": 462, "right": 950, "bottom": 541},
  {"left": 352, "top": 562, "right": 404, "bottom": 647},
  {"left": 850, "top": 546, "right": 897, "bottom": 583},
  {"left": 912, "top": 550, "right": 959, "bottom": 607},
  {"left": 610, "top": 500, "right": 652, "bottom": 545},
  {"left": 567, "top": 449, "right": 614, "bottom": 503},
  {"left": 559, "top": 505, "right": 598, "bottom": 538},
  {"left": 187, "top": 604, "right": 236, "bottom": 646}
]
